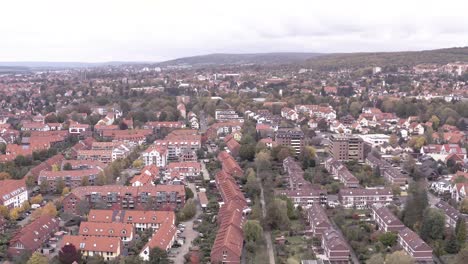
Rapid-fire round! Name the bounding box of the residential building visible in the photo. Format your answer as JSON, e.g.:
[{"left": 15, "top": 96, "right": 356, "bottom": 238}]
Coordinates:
[
  {"left": 321, "top": 228, "right": 351, "bottom": 262},
  {"left": 328, "top": 134, "right": 364, "bottom": 162},
  {"left": 38, "top": 168, "right": 102, "bottom": 192},
  {"left": 371, "top": 204, "right": 405, "bottom": 232},
  {"left": 324, "top": 158, "right": 359, "bottom": 188},
  {"left": 215, "top": 109, "right": 244, "bottom": 122},
  {"left": 141, "top": 146, "right": 168, "bottom": 167},
  {"left": 339, "top": 188, "right": 393, "bottom": 208},
  {"left": 63, "top": 185, "right": 185, "bottom": 214},
  {"left": 434, "top": 200, "right": 467, "bottom": 228},
  {"left": 0, "top": 179, "right": 28, "bottom": 208},
  {"left": 166, "top": 161, "right": 201, "bottom": 182},
  {"left": 87, "top": 209, "right": 175, "bottom": 232},
  {"left": 61, "top": 235, "right": 122, "bottom": 261},
  {"left": 306, "top": 203, "right": 332, "bottom": 238},
  {"left": 275, "top": 128, "right": 305, "bottom": 156},
  {"left": 398, "top": 227, "right": 433, "bottom": 262},
  {"left": 276, "top": 188, "right": 327, "bottom": 207},
  {"left": 79, "top": 222, "right": 134, "bottom": 244},
  {"left": 131, "top": 165, "right": 159, "bottom": 187},
  {"left": 8, "top": 215, "right": 60, "bottom": 257}
]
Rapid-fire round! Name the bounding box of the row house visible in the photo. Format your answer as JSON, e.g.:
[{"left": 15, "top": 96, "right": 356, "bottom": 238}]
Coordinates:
[
  {"left": 206, "top": 122, "right": 243, "bottom": 140},
  {"left": 61, "top": 235, "right": 122, "bottom": 261},
  {"left": 215, "top": 171, "right": 247, "bottom": 208},
  {"left": 77, "top": 144, "right": 131, "bottom": 163},
  {"left": 21, "top": 121, "right": 50, "bottom": 132},
  {"left": 306, "top": 203, "right": 332, "bottom": 238},
  {"left": 140, "top": 220, "right": 177, "bottom": 260},
  {"left": 294, "top": 104, "right": 337, "bottom": 120},
  {"left": 143, "top": 121, "right": 186, "bottom": 135},
  {"left": 218, "top": 151, "right": 243, "bottom": 178},
  {"left": 8, "top": 215, "right": 60, "bottom": 257},
  {"left": 276, "top": 188, "right": 327, "bottom": 208},
  {"left": 79, "top": 221, "right": 134, "bottom": 245},
  {"left": 166, "top": 161, "right": 201, "bottom": 182},
  {"left": 339, "top": 188, "right": 393, "bottom": 209},
  {"left": 224, "top": 134, "right": 240, "bottom": 157},
  {"left": 77, "top": 149, "right": 113, "bottom": 163},
  {"left": 211, "top": 164, "right": 247, "bottom": 264},
  {"left": 283, "top": 157, "right": 307, "bottom": 189},
  {"left": 434, "top": 200, "right": 467, "bottom": 229},
  {"left": 94, "top": 125, "right": 119, "bottom": 137},
  {"left": 61, "top": 159, "right": 107, "bottom": 171},
  {"left": 281, "top": 107, "right": 298, "bottom": 121},
  {"left": 371, "top": 204, "right": 405, "bottom": 232},
  {"left": 88, "top": 209, "right": 175, "bottom": 232},
  {"left": 131, "top": 165, "right": 159, "bottom": 187},
  {"left": 70, "top": 138, "right": 94, "bottom": 159},
  {"left": 421, "top": 144, "right": 467, "bottom": 162},
  {"left": 153, "top": 133, "right": 201, "bottom": 161},
  {"left": 0, "top": 179, "right": 28, "bottom": 208},
  {"left": 365, "top": 154, "right": 391, "bottom": 174},
  {"left": 383, "top": 167, "right": 408, "bottom": 186},
  {"left": 398, "top": 227, "right": 433, "bottom": 262},
  {"left": 324, "top": 158, "right": 360, "bottom": 188},
  {"left": 27, "top": 154, "right": 65, "bottom": 182},
  {"left": 102, "top": 129, "right": 152, "bottom": 146},
  {"left": 141, "top": 145, "right": 168, "bottom": 167},
  {"left": 63, "top": 185, "right": 186, "bottom": 214},
  {"left": 322, "top": 228, "right": 351, "bottom": 262},
  {"left": 38, "top": 168, "right": 102, "bottom": 192}
]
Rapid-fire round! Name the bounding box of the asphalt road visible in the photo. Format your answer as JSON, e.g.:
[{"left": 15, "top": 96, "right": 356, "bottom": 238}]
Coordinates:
[{"left": 170, "top": 183, "right": 202, "bottom": 264}]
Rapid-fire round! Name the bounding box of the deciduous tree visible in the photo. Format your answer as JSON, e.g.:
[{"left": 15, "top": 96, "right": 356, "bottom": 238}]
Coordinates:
[
  {"left": 27, "top": 252, "right": 48, "bottom": 264},
  {"left": 243, "top": 220, "right": 263, "bottom": 242},
  {"left": 59, "top": 243, "right": 81, "bottom": 264},
  {"left": 385, "top": 250, "right": 414, "bottom": 264}
]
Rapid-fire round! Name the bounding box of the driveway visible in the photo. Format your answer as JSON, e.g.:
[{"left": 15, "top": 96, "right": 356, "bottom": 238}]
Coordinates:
[{"left": 170, "top": 183, "right": 202, "bottom": 264}]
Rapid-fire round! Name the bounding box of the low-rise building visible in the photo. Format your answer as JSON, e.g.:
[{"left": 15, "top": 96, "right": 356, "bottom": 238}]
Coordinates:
[
  {"left": 398, "top": 227, "right": 433, "bottom": 262},
  {"left": 371, "top": 204, "right": 405, "bottom": 232},
  {"left": 339, "top": 188, "right": 393, "bottom": 209},
  {"left": 63, "top": 185, "right": 185, "bottom": 214},
  {"left": 0, "top": 179, "right": 28, "bottom": 208},
  {"left": 322, "top": 228, "right": 351, "bottom": 262},
  {"left": 8, "top": 215, "right": 60, "bottom": 257},
  {"left": 79, "top": 221, "right": 134, "bottom": 244},
  {"left": 307, "top": 203, "right": 332, "bottom": 238},
  {"left": 61, "top": 235, "right": 122, "bottom": 261}
]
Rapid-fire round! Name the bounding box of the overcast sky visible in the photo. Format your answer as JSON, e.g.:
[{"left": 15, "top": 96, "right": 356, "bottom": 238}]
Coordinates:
[{"left": 1, "top": 0, "right": 467, "bottom": 62}]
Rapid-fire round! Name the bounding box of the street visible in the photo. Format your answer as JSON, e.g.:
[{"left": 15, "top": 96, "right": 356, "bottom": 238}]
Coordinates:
[
  {"left": 170, "top": 183, "right": 202, "bottom": 264},
  {"left": 258, "top": 177, "right": 275, "bottom": 264}
]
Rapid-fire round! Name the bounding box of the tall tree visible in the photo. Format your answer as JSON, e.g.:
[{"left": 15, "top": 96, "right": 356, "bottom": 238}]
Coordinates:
[
  {"left": 455, "top": 217, "right": 467, "bottom": 246},
  {"left": 59, "top": 244, "right": 81, "bottom": 264},
  {"left": 27, "top": 252, "right": 48, "bottom": 264},
  {"left": 445, "top": 231, "right": 460, "bottom": 254},
  {"left": 402, "top": 181, "right": 428, "bottom": 229},
  {"left": 149, "top": 247, "right": 170, "bottom": 264},
  {"left": 385, "top": 250, "right": 414, "bottom": 264},
  {"left": 420, "top": 208, "right": 445, "bottom": 240},
  {"left": 243, "top": 220, "right": 263, "bottom": 242}
]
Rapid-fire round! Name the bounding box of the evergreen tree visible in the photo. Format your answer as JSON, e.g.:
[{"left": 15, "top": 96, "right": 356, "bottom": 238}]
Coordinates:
[{"left": 445, "top": 232, "right": 460, "bottom": 254}]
